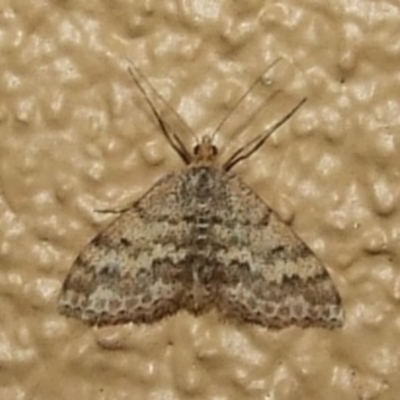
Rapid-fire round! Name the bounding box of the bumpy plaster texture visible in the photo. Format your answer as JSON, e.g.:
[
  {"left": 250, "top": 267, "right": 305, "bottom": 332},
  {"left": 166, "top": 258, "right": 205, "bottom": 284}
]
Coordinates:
[{"left": 0, "top": 1, "right": 400, "bottom": 399}]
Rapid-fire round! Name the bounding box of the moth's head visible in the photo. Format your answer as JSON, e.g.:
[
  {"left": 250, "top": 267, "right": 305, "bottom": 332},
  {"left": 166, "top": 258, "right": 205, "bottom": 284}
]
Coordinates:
[{"left": 193, "top": 136, "right": 218, "bottom": 164}]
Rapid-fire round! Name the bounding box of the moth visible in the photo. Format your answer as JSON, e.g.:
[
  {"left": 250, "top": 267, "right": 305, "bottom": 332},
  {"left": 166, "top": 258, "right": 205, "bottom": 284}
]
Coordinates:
[{"left": 58, "top": 63, "right": 343, "bottom": 329}]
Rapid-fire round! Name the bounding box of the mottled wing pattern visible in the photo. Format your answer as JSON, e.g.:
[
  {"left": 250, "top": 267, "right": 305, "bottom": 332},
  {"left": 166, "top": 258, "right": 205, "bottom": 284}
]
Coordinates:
[
  {"left": 214, "top": 173, "right": 343, "bottom": 329},
  {"left": 59, "top": 173, "right": 190, "bottom": 326}
]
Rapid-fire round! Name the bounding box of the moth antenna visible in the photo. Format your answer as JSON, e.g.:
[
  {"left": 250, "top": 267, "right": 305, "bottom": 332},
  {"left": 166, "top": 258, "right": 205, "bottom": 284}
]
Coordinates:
[
  {"left": 223, "top": 88, "right": 282, "bottom": 147},
  {"left": 128, "top": 62, "right": 197, "bottom": 140},
  {"left": 210, "top": 57, "right": 283, "bottom": 142},
  {"left": 223, "top": 97, "right": 307, "bottom": 171},
  {"left": 127, "top": 63, "right": 193, "bottom": 165}
]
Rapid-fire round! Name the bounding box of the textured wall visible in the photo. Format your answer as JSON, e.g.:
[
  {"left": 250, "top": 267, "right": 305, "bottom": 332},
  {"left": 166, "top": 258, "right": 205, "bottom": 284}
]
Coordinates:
[{"left": 1, "top": 0, "right": 399, "bottom": 399}]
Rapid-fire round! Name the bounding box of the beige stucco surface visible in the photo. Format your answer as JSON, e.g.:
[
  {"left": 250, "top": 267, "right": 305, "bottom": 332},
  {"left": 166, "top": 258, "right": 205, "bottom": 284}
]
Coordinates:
[{"left": 1, "top": 0, "right": 400, "bottom": 399}]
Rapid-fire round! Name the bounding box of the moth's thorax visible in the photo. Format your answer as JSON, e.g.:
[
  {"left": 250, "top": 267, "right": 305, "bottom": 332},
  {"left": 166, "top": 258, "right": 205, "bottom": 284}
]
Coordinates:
[
  {"left": 182, "top": 163, "right": 226, "bottom": 204},
  {"left": 192, "top": 135, "right": 218, "bottom": 165}
]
